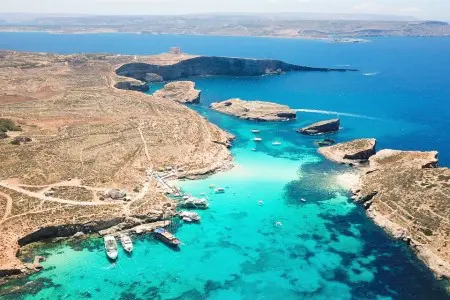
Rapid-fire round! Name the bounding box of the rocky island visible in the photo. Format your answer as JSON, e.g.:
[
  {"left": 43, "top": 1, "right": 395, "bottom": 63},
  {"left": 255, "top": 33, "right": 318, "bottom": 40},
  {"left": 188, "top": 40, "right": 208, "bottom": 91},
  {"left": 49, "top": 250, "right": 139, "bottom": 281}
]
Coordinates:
[
  {"left": 298, "top": 118, "right": 340, "bottom": 135},
  {"left": 153, "top": 81, "right": 201, "bottom": 104},
  {"left": 319, "top": 139, "right": 450, "bottom": 279},
  {"left": 210, "top": 98, "right": 297, "bottom": 121}
]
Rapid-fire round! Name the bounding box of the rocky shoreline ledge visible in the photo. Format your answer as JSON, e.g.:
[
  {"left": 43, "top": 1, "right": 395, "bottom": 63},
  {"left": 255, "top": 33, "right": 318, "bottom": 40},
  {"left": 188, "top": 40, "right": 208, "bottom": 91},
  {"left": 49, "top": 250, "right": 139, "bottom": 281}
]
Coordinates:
[
  {"left": 318, "top": 140, "right": 450, "bottom": 280},
  {"left": 210, "top": 98, "right": 297, "bottom": 121}
]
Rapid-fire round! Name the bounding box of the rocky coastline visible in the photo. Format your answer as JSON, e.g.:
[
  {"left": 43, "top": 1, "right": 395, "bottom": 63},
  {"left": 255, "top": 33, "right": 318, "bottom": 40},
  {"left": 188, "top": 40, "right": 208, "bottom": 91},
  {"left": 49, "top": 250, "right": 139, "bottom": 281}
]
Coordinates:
[
  {"left": 116, "top": 55, "right": 356, "bottom": 83},
  {"left": 0, "top": 51, "right": 235, "bottom": 283},
  {"left": 318, "top": 139, "right": 450, "bottom": 280},
  {"left": 210, "top": 98, "right": 297, "bottom": 121}
]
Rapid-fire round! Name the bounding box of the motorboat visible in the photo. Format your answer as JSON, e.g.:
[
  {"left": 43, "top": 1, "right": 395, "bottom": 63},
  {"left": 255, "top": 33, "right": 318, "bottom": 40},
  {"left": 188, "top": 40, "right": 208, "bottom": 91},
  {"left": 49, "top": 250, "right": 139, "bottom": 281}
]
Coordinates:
[
  {"left": 214, "top": 187, "right": 225, "bottom": 194},
  {"left": 104, "top": 235, "right": 118, "bottom": 260},
  {"left": 119, "top": 234, "right": 133, "bottom": 253},
  {"left": 272, "top": 141, "right": 282, "bottom": 145},
  {"left": 179, "top": 211, "right": 201, "bottom": 223},
  {"left": 251, "top": 129, "right": 261, "bottom": 133},
  {"left": 153, "top": 228, "right": 181, "bottom": 247},
  {"left": 179, "top": 197, "right": 209, "bottom": 209},
  {"left": 253, "top": 137, "right": 263, "bottom": 142}
]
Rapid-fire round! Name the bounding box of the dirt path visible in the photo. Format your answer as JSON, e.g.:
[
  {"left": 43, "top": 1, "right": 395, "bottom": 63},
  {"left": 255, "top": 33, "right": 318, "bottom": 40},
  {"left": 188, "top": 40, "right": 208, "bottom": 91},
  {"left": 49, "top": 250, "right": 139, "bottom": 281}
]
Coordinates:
[
  {"left": 0, "top": 191, "right": 12, "bottom": 224},
  {"left": 137, "top": 125, "right": 151, "bottom": 163},
  {"left": 0, "top": 182, "right": 114, "bottom": 207}
]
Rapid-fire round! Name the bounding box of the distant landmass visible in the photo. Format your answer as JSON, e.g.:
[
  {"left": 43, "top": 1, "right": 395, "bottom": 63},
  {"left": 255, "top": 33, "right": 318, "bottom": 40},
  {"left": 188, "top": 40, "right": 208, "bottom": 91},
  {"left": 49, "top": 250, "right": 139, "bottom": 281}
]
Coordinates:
[{"left": 0, "top": 13, "right": 449, "bottom": 39}]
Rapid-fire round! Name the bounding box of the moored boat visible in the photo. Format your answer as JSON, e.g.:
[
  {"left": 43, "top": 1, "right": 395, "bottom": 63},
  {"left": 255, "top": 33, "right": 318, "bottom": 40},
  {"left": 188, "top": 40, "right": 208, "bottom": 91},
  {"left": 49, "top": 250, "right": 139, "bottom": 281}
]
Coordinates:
[
  {"left": 179, "top": 197, "right": 209, "bottom": 209},
  {"left": 272, "top": 141, "right": 282, "bottom": 145},
  {"left": 153, "top": 228, "right": 181, "bottom": 247},
  {"left": 119, "top": 234, "right": 133, "bottom": 253},
  {"left": 253, "top": 137, "right": 263, "bottom": 142},
  {"left": 104, "top": 235, "right": 118, "bottom": 260},
  {"left": 214, "top": 187, "right": 225, "bottom": 194},
  {"left": 179, "top": 211, "right": 201, "bottom": 222},
  {"left": 251, "top": 129, "right": 260, "bottom": 133}
]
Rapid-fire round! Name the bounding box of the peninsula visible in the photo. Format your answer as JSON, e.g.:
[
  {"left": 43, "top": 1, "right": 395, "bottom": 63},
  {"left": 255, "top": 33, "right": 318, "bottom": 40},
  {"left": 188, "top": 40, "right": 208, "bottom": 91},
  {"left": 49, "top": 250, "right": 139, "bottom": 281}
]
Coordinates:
[
  {"left": 319, "top": 140, "right": 450, "bottom": 279},
  {"left": 210, "top": 98, "right": 297, "bottom": 121},
  {"left": 0, "top": 51, "right": 234, "bottom": 278},
  {"left": 0, "top": 50, "right": 339, "bottom": 280}
]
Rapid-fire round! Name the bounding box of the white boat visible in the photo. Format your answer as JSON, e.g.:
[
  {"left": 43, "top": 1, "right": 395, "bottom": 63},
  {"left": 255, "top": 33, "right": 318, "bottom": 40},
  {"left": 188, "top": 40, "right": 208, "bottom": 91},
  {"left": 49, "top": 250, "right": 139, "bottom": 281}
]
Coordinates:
[
  {"left": 301, "top": 198, "right": 307, "bottom": 202},
  {"left": 215, "top": 187, "right": 225, "bottom": 194},
  {"left": 251, "top": 129, "right": 260, "bottom": 133},
  {"left": 104, "top": 235, "right": 118, "bottom": 260},
  {"left": 179, "top": 197, "right": 209, "bottom": 209},
  {"left": 253, "top": 137, "right": 263, "bottom": 142},
  {"left": 179, "top": 211, "right": 201, "bottom": 222},
  {"left": 119, "top": 234, "right": 133, "bottom": 253},
  {"left": 272, "top": 141, "right": 282, "bottom": 145}
]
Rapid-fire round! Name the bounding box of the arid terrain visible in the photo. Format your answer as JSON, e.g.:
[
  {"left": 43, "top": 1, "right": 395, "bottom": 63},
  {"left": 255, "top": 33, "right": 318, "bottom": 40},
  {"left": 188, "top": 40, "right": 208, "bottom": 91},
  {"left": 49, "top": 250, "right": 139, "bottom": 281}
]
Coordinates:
[
  {"left": 0, "top": 51, "right": 233, "bottom": 277},
  {"left": 319, "top": 141, "right": 450, "bottom": 279},
  {"left": 0, "top": 13, "right": 449, "bottom": 39}
]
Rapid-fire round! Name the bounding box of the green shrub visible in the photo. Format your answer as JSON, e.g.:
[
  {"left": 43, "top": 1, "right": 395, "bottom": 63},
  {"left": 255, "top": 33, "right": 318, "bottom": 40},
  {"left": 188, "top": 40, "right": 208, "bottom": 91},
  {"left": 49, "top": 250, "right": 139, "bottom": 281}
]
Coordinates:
[{"left": 0, "top": 119, "right": 22, "bottom": 132}]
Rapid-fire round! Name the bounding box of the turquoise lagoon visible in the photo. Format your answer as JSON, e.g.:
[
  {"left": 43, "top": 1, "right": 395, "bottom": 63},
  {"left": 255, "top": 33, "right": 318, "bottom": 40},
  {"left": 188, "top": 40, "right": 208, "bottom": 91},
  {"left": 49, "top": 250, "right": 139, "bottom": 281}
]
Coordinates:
[{"left": 0, "top": 33, "right": 450, "bottom": 299}]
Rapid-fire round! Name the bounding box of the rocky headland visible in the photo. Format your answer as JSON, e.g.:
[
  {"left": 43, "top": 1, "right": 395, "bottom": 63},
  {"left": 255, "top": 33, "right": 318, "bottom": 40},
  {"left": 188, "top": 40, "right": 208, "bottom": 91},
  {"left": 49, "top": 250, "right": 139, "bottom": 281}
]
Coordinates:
[
  {"left": 153, "top": 81, "right": 201, "bottom": 104},
  {"left": 318, "top": 138, "right": 376, "bottom": 165},
  {"left": 319, "top": 139, "right": 450, "bottom": 279},
  {"left": 116, "top": 55, "right": 355, "bottom": 83},
  {"left": 0, "top": 51, "right": 234, "bottom": 279},
  {"left": 298, "top": 118, "right": 340, "bottom": 135},
  {"left": 210, "top": 98, "right": 297, "bottom": 122}
]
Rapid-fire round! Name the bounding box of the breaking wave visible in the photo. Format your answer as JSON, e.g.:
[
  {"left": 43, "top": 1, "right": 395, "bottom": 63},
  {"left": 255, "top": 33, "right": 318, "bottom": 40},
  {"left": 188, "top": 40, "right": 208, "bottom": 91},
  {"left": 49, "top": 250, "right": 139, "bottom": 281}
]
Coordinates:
[{"left": 294, "top": 109, "right": 379, "bottom": 120}]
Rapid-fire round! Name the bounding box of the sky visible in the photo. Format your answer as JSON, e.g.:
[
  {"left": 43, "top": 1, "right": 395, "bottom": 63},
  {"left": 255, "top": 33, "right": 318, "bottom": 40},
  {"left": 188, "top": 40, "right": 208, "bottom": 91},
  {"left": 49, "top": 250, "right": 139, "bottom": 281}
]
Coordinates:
[{"left": 0, "top": 0, "right": 448, "bottom": 20}]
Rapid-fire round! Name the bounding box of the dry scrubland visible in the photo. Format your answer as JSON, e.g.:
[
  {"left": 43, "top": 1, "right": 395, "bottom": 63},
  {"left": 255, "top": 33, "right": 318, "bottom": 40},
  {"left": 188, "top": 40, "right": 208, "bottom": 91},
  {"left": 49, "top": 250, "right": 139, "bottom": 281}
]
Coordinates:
[{"left": 0, "top": 51, "right": 232, "bottom": 275}]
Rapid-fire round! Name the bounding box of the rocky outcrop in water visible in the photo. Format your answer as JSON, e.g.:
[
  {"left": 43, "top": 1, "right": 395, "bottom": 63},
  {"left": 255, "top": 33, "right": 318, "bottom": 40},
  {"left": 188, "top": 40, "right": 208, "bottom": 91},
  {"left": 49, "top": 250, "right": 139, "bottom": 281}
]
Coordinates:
[
  {"left": 298, "top": 119, "right": 340, "bottom": 135},
  {"left": 318, "top": 138, "right": 376, "bottom": 165},
  {"left": 116, "top": 56, "right": 355, "bottom": 82},
  {"left": 210, "top": 98, "right": 296, "bottom": 121},
  {"left": 153, "top": 81, "right": 201, "bottom": 104}
]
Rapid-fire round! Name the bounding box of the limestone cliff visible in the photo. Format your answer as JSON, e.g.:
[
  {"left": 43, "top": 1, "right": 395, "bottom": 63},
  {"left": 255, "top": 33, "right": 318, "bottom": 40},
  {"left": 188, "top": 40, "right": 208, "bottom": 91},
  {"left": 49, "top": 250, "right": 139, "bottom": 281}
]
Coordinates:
[{"left": 116, "top": 56, "right": 356, "bottom": 82}]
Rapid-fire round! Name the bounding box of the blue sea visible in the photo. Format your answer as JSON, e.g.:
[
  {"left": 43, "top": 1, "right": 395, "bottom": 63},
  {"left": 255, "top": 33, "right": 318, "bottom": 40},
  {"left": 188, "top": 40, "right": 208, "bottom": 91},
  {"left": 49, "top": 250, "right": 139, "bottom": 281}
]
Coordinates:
[{"left": 0, "top": 32, "right": 449, "bottom": 300}]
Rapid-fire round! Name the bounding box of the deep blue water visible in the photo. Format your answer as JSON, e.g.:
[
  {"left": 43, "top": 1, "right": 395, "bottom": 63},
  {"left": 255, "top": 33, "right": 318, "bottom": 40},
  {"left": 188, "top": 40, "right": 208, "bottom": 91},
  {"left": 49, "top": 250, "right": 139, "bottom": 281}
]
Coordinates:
[{"left": 0, "top": 32, "right": 449, "bottom": 300}]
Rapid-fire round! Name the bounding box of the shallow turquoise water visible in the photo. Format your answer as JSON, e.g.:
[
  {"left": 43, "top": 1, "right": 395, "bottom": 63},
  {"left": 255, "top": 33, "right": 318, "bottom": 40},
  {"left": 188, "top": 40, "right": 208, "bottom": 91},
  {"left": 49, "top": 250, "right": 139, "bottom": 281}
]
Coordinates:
[{"left": 0, "top": 33, "right": 449, "bottom": 299}]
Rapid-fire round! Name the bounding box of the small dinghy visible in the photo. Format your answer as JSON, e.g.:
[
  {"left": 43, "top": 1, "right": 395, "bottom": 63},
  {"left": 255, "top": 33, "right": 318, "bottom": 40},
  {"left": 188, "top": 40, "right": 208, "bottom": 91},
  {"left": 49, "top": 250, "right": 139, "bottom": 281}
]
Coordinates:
[
  {"left": 253, "top": 137, "right": 263, "bottom": 142},
  {"left": 119, "top": 234, "right": 133, "bottom": 253},
  {"left": 104, "top": 235, "right": 118, "bottom": 260}
]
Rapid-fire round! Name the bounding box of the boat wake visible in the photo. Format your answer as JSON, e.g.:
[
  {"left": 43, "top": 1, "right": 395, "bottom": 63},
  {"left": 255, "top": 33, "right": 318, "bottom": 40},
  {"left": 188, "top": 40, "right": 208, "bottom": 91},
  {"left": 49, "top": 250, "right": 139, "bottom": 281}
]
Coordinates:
[
  {"left": 294, "top": 109, "right": 379, "bottom": 120},
  {"left": 363, "top": 72, "right": 380, "bottom": 76}
]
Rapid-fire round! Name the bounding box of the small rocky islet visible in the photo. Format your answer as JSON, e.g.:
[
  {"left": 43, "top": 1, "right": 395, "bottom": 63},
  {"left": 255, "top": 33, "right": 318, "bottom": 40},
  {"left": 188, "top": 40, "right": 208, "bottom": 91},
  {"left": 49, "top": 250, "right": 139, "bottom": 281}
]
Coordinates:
[{"left": 209, "top": 98, "right": 297, "bottom": 121}]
